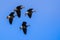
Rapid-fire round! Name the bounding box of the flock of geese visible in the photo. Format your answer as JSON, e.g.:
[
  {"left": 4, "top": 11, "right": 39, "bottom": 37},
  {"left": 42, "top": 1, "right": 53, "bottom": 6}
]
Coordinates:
[{"left": 7, "top": 5, "right": 36, "bottom": 35}]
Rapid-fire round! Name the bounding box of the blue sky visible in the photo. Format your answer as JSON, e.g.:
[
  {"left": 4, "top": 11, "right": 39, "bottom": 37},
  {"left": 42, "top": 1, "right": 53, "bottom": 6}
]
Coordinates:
[{"left": 0, "top": 0, "right": 60, "bottom": 40}]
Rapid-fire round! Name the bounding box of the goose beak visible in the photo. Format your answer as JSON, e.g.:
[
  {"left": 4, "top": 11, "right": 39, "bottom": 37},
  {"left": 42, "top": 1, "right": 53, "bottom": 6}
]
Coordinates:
[
  {"left": 20, "top": 26, "right": 23, "bottom": 29},
  {"left": 7, "top": 16, "right": 8, "bottom": 19},
  {"left": 32, "top": 10, "right": 36, "bottom": 12},
  {"left": 7, "top": 16, "right": 10, "bottom": 19},
  {"left": 26, "top": 12, "right": 28, "bottom": 14},
  {"left": 21, "top": 6, "right": 25, "bottom": 8},
  {"left": 25, "top": 12, "right": 28, "bottom": 16}
]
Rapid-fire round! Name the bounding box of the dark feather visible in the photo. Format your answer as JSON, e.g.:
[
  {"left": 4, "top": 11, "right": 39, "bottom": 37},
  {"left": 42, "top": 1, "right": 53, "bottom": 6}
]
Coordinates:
[
  {"left": 9, "top": 12, "right": 14, "bottom": 16},
  {"left": 28, "top": 12, "right": 32, "bottom": 18},
  {"left": 28, "top": 8, "right": 33, "bottom": 12},
  {"left": 15, "top": 9, "right": 21, "bottom": 18},
  {"left": 23, "top": 28, "right": 27, "bottom": 34},
  {"left": 27, "top": 8, "right": 33, "bottom": 18},
  {"left": 21, "top": 22, "right": 27, "bottom": 34},
  {"left": 22, "top": 22, "right": 27, "bottom": 26},
  {"left": 15, "top": 5, "right": 23, "bottom": 18},
  {"left": 9, "top": 18, "right": 13, "bottom": 24},
  {"left": 9, "top": 12, "right": 14, "bottom": 24}
]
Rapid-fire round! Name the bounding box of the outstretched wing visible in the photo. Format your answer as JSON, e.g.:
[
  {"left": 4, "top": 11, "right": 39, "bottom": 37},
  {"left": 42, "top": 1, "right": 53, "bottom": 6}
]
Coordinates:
[
  {"left": 9, "top": 18, "right": 13, "bottom": 24},
  {"left": 28, "top": 12, "right": 32, "bottom": 18},
  {"left": 27, "top": 9, "right": 33, "bottom": 18},
  {"left": 9, "top": 12, "right": 14, "bottom": 16},
  {"left": 16, "top": 10, "right": 21, "bottom": 18},
  {"left": 23, "top": 28, "right": 27, "bottom": 35}
]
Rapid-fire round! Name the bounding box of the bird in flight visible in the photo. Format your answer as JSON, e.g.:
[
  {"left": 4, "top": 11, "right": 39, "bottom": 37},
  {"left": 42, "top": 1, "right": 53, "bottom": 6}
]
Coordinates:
[
  {"left": 7, "top": 12, "right": 15, "bottom": 24},
  {"left": 20, "top": 21, "right": 30, "bottom": 35},
  {"left": 25, "top": 8, "right": 36, "bottom": 18},
  {"left": 14, "top": 5, "right": 24, "bottom": 18}
]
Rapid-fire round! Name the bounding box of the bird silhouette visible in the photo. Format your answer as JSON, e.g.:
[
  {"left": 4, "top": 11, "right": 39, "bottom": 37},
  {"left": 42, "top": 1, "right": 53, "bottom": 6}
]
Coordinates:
[
  {"left": 14, "top": 5, "right": 24, "bottom": 18},
  {"left": 7, "top": 12, "right": 15, "bottom": 24},
  {"left": 25, "top": 8, "right": 36, "bottom": 18},
  {"left": 20, "top": 21, "right": 30, "bottom": 35}
]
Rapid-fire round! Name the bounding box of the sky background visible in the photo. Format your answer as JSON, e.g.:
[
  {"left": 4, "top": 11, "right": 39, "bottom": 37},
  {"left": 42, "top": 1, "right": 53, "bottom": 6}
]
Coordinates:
[{"left": 0, "top": 0, "right": 60, "bottom": 40}]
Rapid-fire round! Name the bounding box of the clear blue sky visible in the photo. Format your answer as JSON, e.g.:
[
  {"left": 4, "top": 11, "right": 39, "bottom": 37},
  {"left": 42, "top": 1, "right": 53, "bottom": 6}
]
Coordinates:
[{"left": 0, "top": 0, "right": 60, "bottom": 40}]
